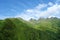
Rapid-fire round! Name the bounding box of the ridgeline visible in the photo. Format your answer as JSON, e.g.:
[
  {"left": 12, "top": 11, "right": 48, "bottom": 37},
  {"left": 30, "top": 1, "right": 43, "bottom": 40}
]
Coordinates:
[{"left": 0, "top": 17, "right": 60, "bottom": 40}]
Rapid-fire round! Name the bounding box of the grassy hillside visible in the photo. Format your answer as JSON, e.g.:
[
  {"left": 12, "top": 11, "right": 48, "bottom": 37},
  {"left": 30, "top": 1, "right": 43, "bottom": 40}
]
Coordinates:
[{"left": 0, "top": 17, "right": 60, "bottom": 40}]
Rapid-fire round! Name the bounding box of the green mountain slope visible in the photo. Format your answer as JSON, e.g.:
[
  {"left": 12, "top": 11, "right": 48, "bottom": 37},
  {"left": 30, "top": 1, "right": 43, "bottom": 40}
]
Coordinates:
[{"left": 0, "top": 17, "right": 60, "bottom": 40}]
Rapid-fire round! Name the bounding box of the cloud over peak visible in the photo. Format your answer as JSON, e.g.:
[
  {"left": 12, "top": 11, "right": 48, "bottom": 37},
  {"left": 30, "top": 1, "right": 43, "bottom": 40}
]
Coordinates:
[{"left": 16, "top": 2, "right": 60, "bottom": 20}]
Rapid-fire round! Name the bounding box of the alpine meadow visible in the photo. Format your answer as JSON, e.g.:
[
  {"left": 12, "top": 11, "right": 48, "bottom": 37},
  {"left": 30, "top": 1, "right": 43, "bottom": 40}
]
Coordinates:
[
  {"left": 0, "top": 17, "right": 60, "bottom": 40},
  {"left": 0, "top": 0, "right": 60, "bottom": 40}
]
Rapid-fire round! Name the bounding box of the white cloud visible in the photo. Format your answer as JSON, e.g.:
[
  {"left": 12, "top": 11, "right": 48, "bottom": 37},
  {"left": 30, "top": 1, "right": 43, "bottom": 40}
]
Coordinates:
[
  {"left": 48, "top": 2, "right": 54, "bottom": 6},
  {"left": 16, "top": 2, "right": 60, "bottom": 20},
  {"left": 35, "top": 4, "right": 47, "bottom": 10}
]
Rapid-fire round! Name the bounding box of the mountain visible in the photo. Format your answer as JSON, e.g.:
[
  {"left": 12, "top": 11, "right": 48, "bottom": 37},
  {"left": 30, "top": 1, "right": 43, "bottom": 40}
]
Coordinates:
[{"left": 0, "top": 17, "right": 60, "bottom": 40}]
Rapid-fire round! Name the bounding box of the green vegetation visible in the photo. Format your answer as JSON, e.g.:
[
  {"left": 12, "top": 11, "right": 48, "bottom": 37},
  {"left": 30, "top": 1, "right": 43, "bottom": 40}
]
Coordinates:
[{"left": 0, "top": 17, "right": 60, "bottom": 40}]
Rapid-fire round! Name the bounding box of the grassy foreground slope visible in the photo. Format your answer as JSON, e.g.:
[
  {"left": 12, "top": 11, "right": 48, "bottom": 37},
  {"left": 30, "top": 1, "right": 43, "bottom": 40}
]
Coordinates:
[{"left": 0, "top": 17, "right": 60, "bottom": 40}]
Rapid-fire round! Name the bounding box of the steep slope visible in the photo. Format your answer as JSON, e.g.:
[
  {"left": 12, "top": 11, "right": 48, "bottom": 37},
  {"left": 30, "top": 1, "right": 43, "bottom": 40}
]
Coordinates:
[
  {"left": 29, "top": 17, "right": 60, "bottom": 40},
  {"left": 0, "top": 17, "right": 60, "bottom": 40},
  {"left": 0, "top": 18, "right": 42, "bottom": 40}
]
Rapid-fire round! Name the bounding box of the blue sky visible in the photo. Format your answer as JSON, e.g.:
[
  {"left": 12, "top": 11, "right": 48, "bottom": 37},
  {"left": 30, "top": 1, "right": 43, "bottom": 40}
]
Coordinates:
[{"left": 0, "top": 0, "right": 60, "bottom": 20}]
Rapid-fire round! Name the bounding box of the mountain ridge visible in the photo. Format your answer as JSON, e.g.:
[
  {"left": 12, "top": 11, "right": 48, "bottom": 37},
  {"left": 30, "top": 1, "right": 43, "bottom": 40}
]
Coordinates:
[{"left": 0, "top": 17, "right": 60, "bottom": 40}]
